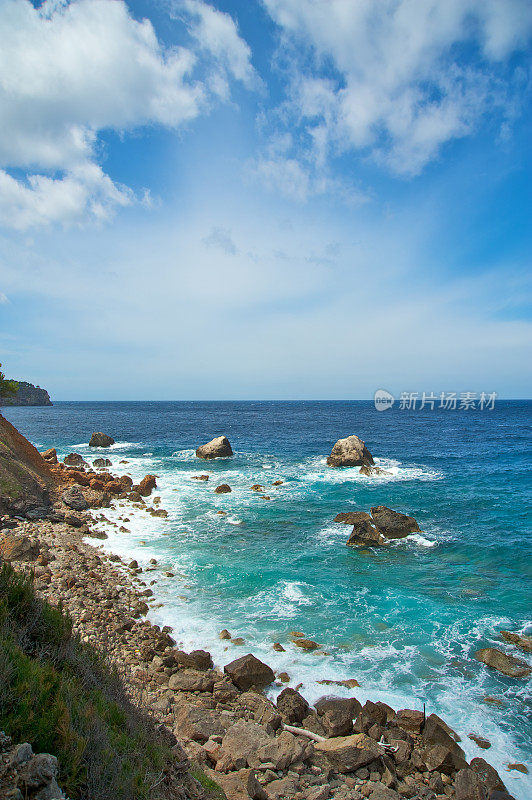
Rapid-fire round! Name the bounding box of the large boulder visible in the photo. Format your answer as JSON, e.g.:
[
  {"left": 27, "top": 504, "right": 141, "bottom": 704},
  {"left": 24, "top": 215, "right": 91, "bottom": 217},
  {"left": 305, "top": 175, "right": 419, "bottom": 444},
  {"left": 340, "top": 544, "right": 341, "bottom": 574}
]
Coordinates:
[
  {"left": 196, "top": 436, "right": 233, "bottom": 459},
  {"left": 63, "top": 453, "right": 87, "bottom": 467},
  {"left": 89, "top": 432, "right": 115, "bottom": 447},
  {"left": 276, "top": 687, "right": 309, "bottom": 723},
  {"left": 346, "top": 513, "right": 387, "bottom": 547},
  {"left": 314, "top": 733, "right": 381, "bottom": 773},
  {"left": 326, "top": 435, "right": 374, "bottom": 468},
  {"left": 221, "top": 720, "right": 272, "bottom": 767},
  {"left": 474, "top": 648, "right": 531, "bottom": 678},
  {"left": 173, "top": 702, "right": 225, "bottom": 743},
  {"left": 137, "top": 474, "right": 157, "bottom": 496},
  {"left": 500, "top": 630, "right": 532, "bottom": 653},
  {"left": 224, "top": 653, "right": 275, "bottom": 691},
  {"left": 61, "top": 486, "right": 88, "bottom": 511},
  {"left": 454, "top": 768, "right": 489, "bottom": 800},
  {"left": 370, "top": 506, "right": 420, "bottom": 539},
  {"left": 0, "top": 534, "right": 40, "bottom": 562}
]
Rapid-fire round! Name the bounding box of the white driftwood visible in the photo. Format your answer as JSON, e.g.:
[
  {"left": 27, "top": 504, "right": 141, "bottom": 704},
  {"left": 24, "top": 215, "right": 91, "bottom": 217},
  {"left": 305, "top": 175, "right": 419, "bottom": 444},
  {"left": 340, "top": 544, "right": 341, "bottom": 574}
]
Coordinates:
[{"left": 283, "top": 723, "right": 326, "bottom": 742}]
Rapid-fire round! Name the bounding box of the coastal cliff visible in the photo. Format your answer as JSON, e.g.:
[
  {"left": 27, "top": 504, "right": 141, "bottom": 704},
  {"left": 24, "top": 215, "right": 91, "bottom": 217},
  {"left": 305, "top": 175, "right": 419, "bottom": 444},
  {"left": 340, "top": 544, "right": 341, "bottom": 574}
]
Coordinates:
[{"left": 1, "top": 380, "right": 52, "bottom": 406}]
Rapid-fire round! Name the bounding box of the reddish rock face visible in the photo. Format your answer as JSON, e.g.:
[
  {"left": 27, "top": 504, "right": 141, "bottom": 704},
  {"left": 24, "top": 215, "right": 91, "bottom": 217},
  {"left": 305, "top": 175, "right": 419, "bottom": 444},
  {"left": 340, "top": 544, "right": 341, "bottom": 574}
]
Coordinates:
[
  {"left": 138, "top": 475, "right": 157, "bottom": 496},
  {"left": 41, "top": 448, "right": 57, "bottom": 464}
]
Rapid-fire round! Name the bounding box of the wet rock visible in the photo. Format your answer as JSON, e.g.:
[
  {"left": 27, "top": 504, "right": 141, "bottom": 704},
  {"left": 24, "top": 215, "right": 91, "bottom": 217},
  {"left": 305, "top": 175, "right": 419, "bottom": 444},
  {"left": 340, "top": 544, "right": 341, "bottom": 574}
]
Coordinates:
[
  {"left": 191, "top": 475, "right": 209, "bottom": 480},
  {"left": 219, "top": 629, "right": 232, "bottom": 639},
  {"left": 250, "top": 484, "right": 264, "bottom": 492},
  {"left": 335, "top": 512, "right": 370, "bottom": 524},
  {"left": 370, "top": 506, "right": 420, "bottom": 539},
  {"left": 469, "top": 757, "right": 506, "bottom": 793},
  {"left": 61, "top": 486, "right": 88, "bottom": 511},
  {"left": 347, "top": 515, "right": 387, "bottom": 547},
  {"left": 273, "top": 642, "right": 285, "bottom": 651},
  {"left": 215, "top": 484, "right": 232, "bottom": 494},
  {"left": 500, "top": 630, "right": 532, "bottom": 653},
  {"left": 89, "top": 432, "right": 115, "bottom": 447},
  {"left": 359, "top": 465, "right": 391, "bottom": 477},
  {"left": 196, "top": 436, "right": 233, "bottom": 459},
  {"left": 314, "top": 733, "right": 381, "bottom": 773},
  {"left": 327, "top": 435, "right": 374, "bottom": 467},
  {"left": 224, "top": 653, "right": 275, "bottom": 691},
  {"left": 474, "top": 648, "right": 531, "bottom": 678},
  {"left": 138, "top": 474, "right": 157, "bottom": 496},
  {"left": 276, "top": 687, "right": 310, "bottom": 723},
  {"left": 293, "top": 638, "right": 321, "bottom": 651},
  {"left": 468, "top": 733, "right": 491, "bottom": 749},
  {"left": 63, "top": 452, "right": 87, "bottom": 467},
  {"left": 507, "top": 763, "right": 528, "bottom": 774},
  {"left": 93, "top": 457, "right": 112, "bottom": 467}
]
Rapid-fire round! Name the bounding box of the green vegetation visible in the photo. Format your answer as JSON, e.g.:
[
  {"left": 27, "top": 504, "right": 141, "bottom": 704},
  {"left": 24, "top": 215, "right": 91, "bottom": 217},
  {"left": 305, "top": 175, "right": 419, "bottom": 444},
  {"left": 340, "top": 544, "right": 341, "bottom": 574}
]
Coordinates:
[
  {"left": 0, "top": 363, "right": 18, "bottom": 399},
  {"left": 0, "top": 563, "right": 221, "bottom": 800}
]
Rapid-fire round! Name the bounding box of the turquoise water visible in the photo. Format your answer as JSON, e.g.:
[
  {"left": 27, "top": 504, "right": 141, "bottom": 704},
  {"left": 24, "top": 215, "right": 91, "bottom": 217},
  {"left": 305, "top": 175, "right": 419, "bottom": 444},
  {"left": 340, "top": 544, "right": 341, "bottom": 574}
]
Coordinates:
[{"left": 4, "top": 401, "right": 531, "bottom": 798}]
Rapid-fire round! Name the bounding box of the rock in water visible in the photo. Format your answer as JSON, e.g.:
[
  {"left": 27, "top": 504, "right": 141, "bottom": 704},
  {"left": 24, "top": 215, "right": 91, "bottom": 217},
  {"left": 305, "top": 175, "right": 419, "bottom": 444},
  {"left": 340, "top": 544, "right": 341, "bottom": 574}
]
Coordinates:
[
  {"left": 93, "top": 457, "right": 111, "bottom": 468},
  {"left": 214, "top": 484, "right": 232, "bottom": 494},
  {"left": 63, "top": 452, "right": 87, "bottom": 467},
  {"left": 370, "top": 506, "right": 420, "bottom": 538},
  {"left": 346, "top": 513, "right": 387, "bottom": 547},
  {"left": 359, "top": 464, "right": 391, "bottom": 476},
  {"left": 89, "top": 432, "right": 115, "bottom": 447},
  {"left": 224, "top": 653, "right": 275, "bottom": 690},
  {"left": 196, "top": 435, "right": 233, "bottom": 459},
  {"left": 500, "top": 630, "right": 532, "bottom": 653},
  {"left": 327, "top": 435, "right": 374, "bottom": 467},
  {"left": 474, "top": 648, "right": 531, "bottom": 678}
]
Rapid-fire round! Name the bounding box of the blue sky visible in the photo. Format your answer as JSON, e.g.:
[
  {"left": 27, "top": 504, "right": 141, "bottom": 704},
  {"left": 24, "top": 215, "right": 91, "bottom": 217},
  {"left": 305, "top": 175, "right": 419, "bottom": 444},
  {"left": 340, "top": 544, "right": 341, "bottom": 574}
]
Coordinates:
[{"left": 0, "top": 0, "right": 531, "bottom": 399}]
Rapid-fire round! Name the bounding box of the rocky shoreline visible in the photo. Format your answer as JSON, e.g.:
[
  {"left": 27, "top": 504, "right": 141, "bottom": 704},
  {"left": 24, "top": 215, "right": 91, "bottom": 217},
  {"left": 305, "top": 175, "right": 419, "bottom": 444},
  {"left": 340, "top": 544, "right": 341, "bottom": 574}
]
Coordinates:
[{"left": 0, "top": 434, "right": 522, "bottom": 800}]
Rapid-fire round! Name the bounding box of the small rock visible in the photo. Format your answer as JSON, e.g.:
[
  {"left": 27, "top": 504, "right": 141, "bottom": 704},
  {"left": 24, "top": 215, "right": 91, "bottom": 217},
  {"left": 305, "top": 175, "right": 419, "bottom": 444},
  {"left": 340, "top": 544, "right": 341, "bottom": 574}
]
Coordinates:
[
  {"left": 215, "top": 484, "right": 232, "bottom": 494},
  {"left": 474, "top": 648, "right": 531, "bottom": 678}
]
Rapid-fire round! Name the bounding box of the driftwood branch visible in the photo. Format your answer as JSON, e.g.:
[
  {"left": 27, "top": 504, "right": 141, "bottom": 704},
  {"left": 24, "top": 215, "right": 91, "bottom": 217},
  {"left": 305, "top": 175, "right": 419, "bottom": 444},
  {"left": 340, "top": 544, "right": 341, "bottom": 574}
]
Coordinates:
[{"left": 282, "top": 724, "right": 326, "bottom": 742}]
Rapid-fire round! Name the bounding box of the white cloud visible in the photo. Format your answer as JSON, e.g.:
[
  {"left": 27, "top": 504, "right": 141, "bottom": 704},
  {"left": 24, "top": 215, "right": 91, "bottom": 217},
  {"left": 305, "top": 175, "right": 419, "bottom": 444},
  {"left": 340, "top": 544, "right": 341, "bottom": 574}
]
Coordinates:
[
  {"left": 262, "top": 0, "right": 532, "bottom": 176},
  {"left": 0, "top": 0, "right": 253, "bottom": 229},
  {"left": 179, "top": 0, "right": 257, "bottom": 97},
  {"left": 202, "top": 226, "right": 238, "bottom": 255}
]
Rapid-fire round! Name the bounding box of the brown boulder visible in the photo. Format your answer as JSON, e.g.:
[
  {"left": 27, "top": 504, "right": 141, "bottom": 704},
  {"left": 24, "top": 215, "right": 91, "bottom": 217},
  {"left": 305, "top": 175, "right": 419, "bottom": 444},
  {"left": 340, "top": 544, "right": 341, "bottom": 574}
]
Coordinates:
[
  {"left": 327, "top": 435, "right": 374, "bottom": 467},
  {"left": 173, "top": 703, "right": 225, "bottom": 743},
  {"left": 395, "top": 708, "right": 424, "bottom": 734},
  {"left": 196, "top": 436, "right": 233, "bottom": 459},
  {"left": 70, "top": 470, "right": 90, "bottom": 487},
  {"left": 370, "top": 506, "right": 420, "bottom": 539},
  {"left": 0, "top": 534, "right": 39, "bottom": 561},
  {"left": 314, "top": 733, "right": 381, "bottom": 773},
  {"left": 470, "top": 757, "right": 506, "bottom": 793},
  {"left": 276, "top": 687, "right": 309, "bottom": 723},
  {"left": 137, "top": 474, "right": 156, "bottom": 496},
  {"left": 215, "top": 484, "right": 232, "bottom": 494},
  {"left": 474, "top": 648, "right": 531, "bottom": 678},
  {"left": 41, "top": 448, "right": 57, "bottom": 463},
  {"left": 454, "top": 767, "right": 489, "bottom": 800},
  {"left": 224, "top": 653, "right": 275, "bottom": 691},
  {"left": 89, "top": 432, "right": 115, "bottom": 447},
  {"left": 347, "top": 515, "right": 387, "bottom": 547},
  {"left": 500, "top": 630, "right": 532, "bottom": 653}
]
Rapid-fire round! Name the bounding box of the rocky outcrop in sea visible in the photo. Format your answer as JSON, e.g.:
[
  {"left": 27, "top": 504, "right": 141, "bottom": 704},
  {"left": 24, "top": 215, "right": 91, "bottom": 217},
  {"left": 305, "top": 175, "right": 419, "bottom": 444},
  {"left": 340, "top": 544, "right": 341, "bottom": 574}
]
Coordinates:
[{"left": 0, "top": 380, "right": 52, "bottom": 406}]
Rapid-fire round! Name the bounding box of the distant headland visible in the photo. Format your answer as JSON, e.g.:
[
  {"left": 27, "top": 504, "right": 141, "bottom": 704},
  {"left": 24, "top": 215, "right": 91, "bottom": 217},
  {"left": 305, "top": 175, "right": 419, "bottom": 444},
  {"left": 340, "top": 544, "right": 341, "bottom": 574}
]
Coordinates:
[{"left": 0, "top": 380, "right": 52, "bottom": 406}]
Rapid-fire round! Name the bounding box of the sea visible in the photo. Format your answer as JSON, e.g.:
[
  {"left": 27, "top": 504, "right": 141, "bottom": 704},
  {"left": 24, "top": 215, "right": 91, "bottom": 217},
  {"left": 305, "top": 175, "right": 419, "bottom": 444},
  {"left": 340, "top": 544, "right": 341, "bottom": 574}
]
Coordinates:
[{"left": 3, "top": 400, "right": 531, "bottom": 799}]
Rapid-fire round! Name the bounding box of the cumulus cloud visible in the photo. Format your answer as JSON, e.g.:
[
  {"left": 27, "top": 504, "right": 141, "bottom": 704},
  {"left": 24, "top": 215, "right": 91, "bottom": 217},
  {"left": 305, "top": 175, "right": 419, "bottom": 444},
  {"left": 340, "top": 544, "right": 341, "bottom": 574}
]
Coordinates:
[
  {"left": 262, "top": 0, "right": 532, "bottom": 176},
  {"left": 0, "top": 0, "right": 254, "bottom": 229}
]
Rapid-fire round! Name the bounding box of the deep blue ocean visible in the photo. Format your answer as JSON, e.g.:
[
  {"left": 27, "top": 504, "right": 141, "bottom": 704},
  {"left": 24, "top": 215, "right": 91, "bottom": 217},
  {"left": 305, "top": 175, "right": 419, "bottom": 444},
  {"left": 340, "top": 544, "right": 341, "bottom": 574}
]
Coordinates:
[{"left": 4, "top": 400, "right": 531, "bottom": 798}]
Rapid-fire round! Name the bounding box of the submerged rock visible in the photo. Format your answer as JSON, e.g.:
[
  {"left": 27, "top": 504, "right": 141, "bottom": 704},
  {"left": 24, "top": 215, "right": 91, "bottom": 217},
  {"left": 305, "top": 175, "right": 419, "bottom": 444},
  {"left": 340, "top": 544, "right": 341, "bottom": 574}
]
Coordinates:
[
  {"left": 370, "top": 506, "right": 420, "bottom": 538},
  {"left": 196, "top": 435, "right": 233, "bottom": 459},
  {"left": 474, "top": 648, "right": 531, "bottom": 678},
  {"left": 500, "top": 630, "right": 532, "bottom": 653},
  {"left": 89, "top": 432, "right": 115, "bottom": 447},
  {"left": 326, "top": 435, "right": 374, "bottom": 467},
  {"left": 359, "top": 464, "right": 391, "bottom": 476}
]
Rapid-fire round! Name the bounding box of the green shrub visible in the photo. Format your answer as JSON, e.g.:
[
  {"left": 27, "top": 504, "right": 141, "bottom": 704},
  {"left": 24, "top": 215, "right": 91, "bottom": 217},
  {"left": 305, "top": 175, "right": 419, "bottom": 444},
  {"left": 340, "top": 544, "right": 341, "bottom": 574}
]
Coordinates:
[{"left": 0, "top": 563, "right": 222, "bottom": 799}]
